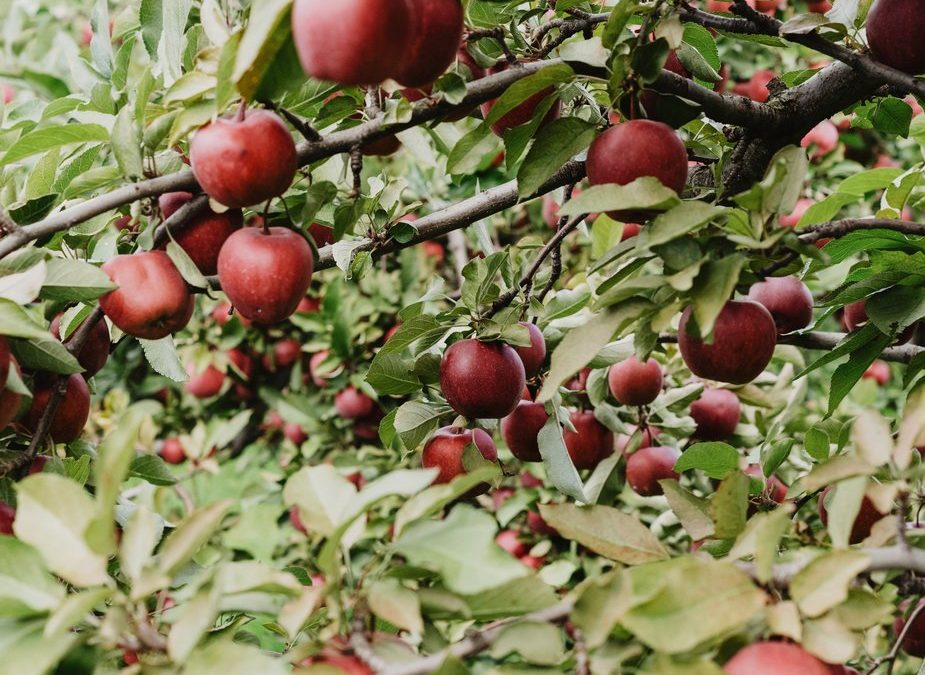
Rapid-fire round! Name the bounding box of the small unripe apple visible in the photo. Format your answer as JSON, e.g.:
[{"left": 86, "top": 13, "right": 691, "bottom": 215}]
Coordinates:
[
  {"left": 678, "top": 301, "right": 777, "bottom": 385},
  {"left": 335, "top": 386, "right": 376, "bottom": 419},
  {"left": 801, "top": 120, "right": 839, "bottom": 160},
  {"left": 185, "top": 363, "right": 224, "bottom": 398},
  {"left": 862, "top": 360, "right": 890, "bottom": 386},
  {"left": 866, "top": 0, "right": 925, "bottom": 75},
  {"left": 563, "top": 410, "right": 614, "bottom": 470},
  {"left": 157, "top": 191, "right": 243, "bottom": 275},
  {"left": 607, "top": 356, "right": 662, "bottom": 406},
  {"left": 22, "top": 374, "right": 91, "bottom": 443},
  {"left": 49, "top": 313, "right": 110, "bottom": 377},
  {"left": 422, "top": 426, "right": 498, "bottom": 484},
  {"left": 746, "top": 276, "right": 814, "bottom": 335},
  {"left": 501, "top": 400, "right": 549, "bottom": 462},
  {"left": 723, "top": 642, "right": 832, "bottom": 675},
  {"left": 495, "top": 529, "right": 530, "bottom": 558},
  {"left": 626, "top": 445, "right": 680, "bottom": 497},
  {"left": 217, "top": 227, "right": 314, "bottom": 325},
  {"left": 780, "top": 197, "right": 814, "bottom": 228},
  {"left": 514, "top": 323, "right": 547, "bottom": 378},
  {"left": 99, "top": 251, "right": 194, "bottom": 340},
  {"left": 160, "top": 438, "right": 186, "bottom": 464},
  {"left": 190, "top": 110, "right": 297, "bottom": 208},
  {"left": 586, "top": 120, "right": 688, "bottom": 221},
  {"left": 818, "top": 486, "right": 889, "bottom": 544},
  {"left": 440, "top": 339, "right": 526, "bottom": 418},
  {"left": 690, "top": 389, "right": 740, "bottom": 441},
  {"left": 0, "top": 502, "right": 14, "bottom": 535}
]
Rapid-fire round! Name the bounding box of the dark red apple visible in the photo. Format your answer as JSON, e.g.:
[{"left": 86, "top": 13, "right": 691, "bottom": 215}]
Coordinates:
[
  {"left": 745, "top": 464, "right": 788, "bottom": 504},
  {"left": 292, "top": 0, "right": 411, "bottom": 85},
  {"left": 217, "top": 227, "right": 314, "bottom": 324},
  {"left": 308, "top": 223, "right": 334, "bottom": 247},
  {"left": 309, "top": 351, "right": 333, "bottom": 388},
  {"left": 0, "top": 358, "right": 22, "bottom": 428},
  {"left": 28, "top": 455, "right": 48, "bottom": 475},
  {"left": 421, "top": 426, "right": 498, "bottom": 484},
  {"left": 843, "top": 299, "right": 915, "bottom": 343},
  {"left": 690, "top": 388, "right": 740, "bottom": 441},
  {"left": 296, "top": 296, "right": 321, "bottom": 314},
  {"left": 563, "top": 410, "right": 614, "bottom": 470},
  {"left": 0, "top": 336, "right": 9, "bottom": 388},
  {"left": 527, "top": 510, "right": 557, "bottom": 536},
  {"left": 0, "top": 502, "right": 14, "bottom": 535},
  {"left": 607, "top": 356, "right": 662, "bottom": 406},
  {"left": 809, "top": 0, "right": 832, "bottom": 10},
  {"left": 566, "top": 368, "right": 591, "bottom": 391},
  {"left": 185, "top": 363, "right": 224, "bottom": 398},
  {"left": 586, "top": 120, "right": 688, "bottom": 221},
  {"left": 49, "top": 313, "right": 110, "bottom": 377},
  {"left": 863, "top": 360, "right": 890, "bottom": 386},
  {"left": 818, "top": 486, "right": 889, "bottom": 544},
  {"left": 393, "top": 0, "right": 464, "bottom": 87},
  {"left": 626, "top": 446, "right": 680, "bottom": 497},
  {"left": 514, "top": 323, "right": 546, "bottom": 378},
  {"left": 99, "top": 252, "right": 194, "bottom": 340},
  {"left": 637, "top": 51, "right": 691, "bottom": 120},
  {"left": 439, "top": 339, "right": 526, "bottom": 418},
  {"left": 480, "top": 62, "right": 561, "bottom": 136},
  {"left": 495, "top": 529, "right": 530, "bottom": 558},
  {"left": 160, "top": 438, "right": 186, "bottom": 464},
  {"left": 157, "top": 191, "right": 243, "bottom": 275},
  {"left": 190, "top": 110, "right": 297, "bottom": 208},
  {"left": 723, "top": 642, "right": 831, "bottom": 675},
  {"left": 501, "top": 400, "right": 549, "bottom": 462},
  {"left": 335, "top": 387, "right": 376, "bottom": 419},
  {"left": 896, "top": 600, "right": 925, "bottom": 657},
  {"left": 678, "top": 301, "right": 777, "bottom": 384},
  {"left": 866, "top": 0, "right": 925, "bottom": 75},
  {"left": 746, "top": 276, "right": 814, "bottom": 335},
  {"left": 22, "top": 374, "right": 91, "bottom": 443}
]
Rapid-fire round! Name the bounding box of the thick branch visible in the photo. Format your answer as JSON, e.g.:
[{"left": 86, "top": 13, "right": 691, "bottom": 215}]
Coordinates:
[
  {"left": 800, "top": 219, "right": 925, "bottom": 243},
  {"left": 778, "top": 331, "right": 924, "bottom": 364}
]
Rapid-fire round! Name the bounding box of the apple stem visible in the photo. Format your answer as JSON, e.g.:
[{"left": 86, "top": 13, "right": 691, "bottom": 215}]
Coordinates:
[
  {"left": 261, "top": 199, "right": 271, "bottom": 235},
  {"left": 237, "top": 100, "right": 247, "bottom": 122}
]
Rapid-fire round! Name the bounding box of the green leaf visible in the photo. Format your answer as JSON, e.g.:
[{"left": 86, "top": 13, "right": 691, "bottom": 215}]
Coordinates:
[
  {"left": 790, "top": 551, "right": 871, "bottom": 618},
  {"left": 39, "top": 258, "right": 115, "bottom": 302},
  {"left": 660, "top": 480, "right": 715, "bottom": 541},
  {"left": 139, "top": 336, "right": 187, "bottom": 382},
  {"left": 537, "top": 415, "right": 587, "bottom": 502},
  {"left": 517, "top": 117, "right": 597, "bottom": 197},
  {"left": 0, "top": 618, "right": 76, "bottom": 675},
  {"left": 233, "top": 0, "right": 293, "bottom": 101},
  {"left": 1, "top": 125, "right": 110, "bottom": 166},
  {"left": 394, "top": 401, "right": 447, "bottom": 451},
  {"left": 674, "top": 442, "right": 740, "bottom": 480},
  {"left": 111, "top": 105, "right": 144, "bottom": 180},
  {"left": 490, "top": 621, "right": 565, "bottom": 665},
  {"left": 638, "top": 201, "right": 725, "bottom": 249},
  {"left": 128, "top": 454, "right": 177, "bottom": 486},
  {"left": 0, "top": 537, "right": 65, "bottom": 618},
  {"left": 689, "top": 254, "right": 747, "bottom": 337},
  {"left": 558, "top": 180, "right": 681, "bottom": 218},
  {"left": 484, "top": 64, "right": 574, "bottom": 126},
  {"left": 182, "top": 638, "right": 290, "bottom": 675},
  {"left": 711, "top": 471, "right": 750, "bottom": 539}
]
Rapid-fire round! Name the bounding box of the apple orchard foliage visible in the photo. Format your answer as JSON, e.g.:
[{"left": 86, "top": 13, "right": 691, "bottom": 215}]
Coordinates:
[{"left": 5, "top": 0, "right": 925, "bottom": 673}]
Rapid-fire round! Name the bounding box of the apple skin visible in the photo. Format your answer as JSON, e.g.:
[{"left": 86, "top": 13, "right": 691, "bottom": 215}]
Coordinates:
[
  {"left": 263, "top": 339, "right": 301, "bottom": 370},
  {"left": 514, "top": 323, "right": 547, "bottom": 378},
  {"left": 217, "top": 227, "right": 314, "bottom": 325},
  {"left": 501, "top": 400, "right": 549, "bottom": 462},
  {"left": 626, "top": 446, "right": 680, "bottom": 497},
  {"left": 481, "top": 62, "right": 561, "bottom": 136},
  {"left": 808, "top": 0, "right": 832, "bottom": 10},
  {"left": 0, "top": 358, "right": 22, "bottom": 428},
  {"left": 690, "top": 388, "right": 740, "bottom": 441},
  {"left": 100, "top": 252, "right": 194, "bottom": 340},
  {"left": 866, "top": 0, "right": 925, "bottom": 75},
  {"left": 607, "top": 356, "right": 663, "bottom": 406},
  {"left": 185, "top": 363, "right": 224, "bottom": 398},
  {"left": 563, "top": 410, "right": 614, "bottom": 470},
  {"left": 160, "top": 438, "right": 186, "bottom": 465},
  {"left": 566, "top": 368, "right": 591, "bottom": 392},
  {"left": 527, "top": 510, "right": 557, "bottom": 536},
  {"left": 896, "top": 600, "right": 925, "bottom": 657},
  {"left": 308, "top": 222, "right": 334, "bottom": 247},
  {"left": 335, "top": 386, "right": 376, "bottom": 419},
  {"left": 0, "top": 336, "right": 9, "bottom": 387},
  {"left": 818, "top": 486, "right": 888, "bottom": 544},
  {"left": 157, "top": 192, "right": 243, "bottom": 275},
  {"left": 190, "top": 110, "right": 297, "bottom": 208},
  {"left": 780, "top": 197, "right": 814, "bottom": 228},
  {"left": 0, "top": 502, "right": 14, "bottom": 535},
  {"left": 440, "top": 339, "right": 526, "bottom": 419},
  {"left": 801, "top": 120, "right": 839, "bottom": 160},
  {"left": 292, "top": 0, "right": 411, "bottom": 86},
  {"left": 678, "top": 300, "right": 778, "bottom": 385},
  {"left": 308, "top": 351, "right": 333, "bottom": 388},
  {"left": 637, "top": 51, "right": 690, "bottom": 120},
  {"left": 22, "top": 374, "right": 91, "bottom": 443},
  {"left": 745, "top": 464, "right": 788, "bottom": 504},
  {"left": 421, "top": 426, "right": 498, "bottom": 484},
  {"left": 49, "top": 313, "right": 110, "bottom": 377},
  {"left": 842, "top": 299, "right": 915, "bottom": 343},
  {"left": 284, "top": 423, "right": 308, "bottom": 445},
  {"left": 732, "top": 69, "right": 775, "bottom": 103},
  {"left": 863, "top": 360, "right": 890, "bottom": 386},
  {"left": 723, "top": 642, "right": 832, "bottom": 675},
  {"left": 746, "top": 276, "right": 814, "bottom": 335},
  {"left": 227, "top": 348, "right": 254, "bottom": 381},
  {"left": 586, "top": 120, "right": 688, "bottom": 221},
  {"left": 496, "top": 529, "right": 530, "bottom": 558},
  {"left": 394, "top": 0, "right": 464, "bottom": 87}
]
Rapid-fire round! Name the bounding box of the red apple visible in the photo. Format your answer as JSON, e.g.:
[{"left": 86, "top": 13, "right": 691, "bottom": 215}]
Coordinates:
[
  {"left": 745, "top": 464, "right": 789, "bottom": 504},
  {"left": 185, "top": 363, "right": 224, "bottom": 398},
  {"left": 100, "top": 252, "right": 194, "bottom": 340},
  {"left": 863, "top": 360, "right": 890, "bottom": 385},
  {"left": 723, "top": 642, "right": 831, "bottom": 675},
  {"left": 309, "top": 351, "right": 333, "bottom": 388},
  {"left": 563, "top": 410, "right": 614, "bottom": 470},
  {"left": 28, "top": 455, "right": 48, "bottom": 475},
  {"left": 866, "top": 0, "right": 925, "bottom": 75},
  {"left": 0, "top": 502, "right": 14, "bottom": 535},
  {"left": 296, "top": 296, "right": 321, "bottom": 314},
  {"left": 808, "top": 0, "right": 832, "bottom": 10},
  {"left": 49, "top": 313, "right": 110, "bottom": 377},
  {"left": 0, "top": 336, "right": 10, "bottom": 389},
  {"left": 217, "top": 227, "right": 314, "bottom": 324},
  {"left": 190, "top": 110, "right": 297, "bottom": 208},
  {"left": 566, "top": 368, "right": 591, "bottom": 392},
  {"left": 690, "top": 389, "right": 740, "bottom": 441},
  {"left": 496, "top": 529, "right": 530, "bottom": 558},
  {"left": 896, "top": 600, "right": 925, "bottom": 657},
  {"left": 284, "top": 423, "right": 308, "bottom": 445},
  {"left": 678, "top": 301, "right": 778, "bottom": 384},
  {"left": 440, "top": 339, "right": 526, "bottom": 418},
  {"left": 746, "top": 276, "right": 814, "bottom": 335},
  {"left": 22, "top": 374, "right": 91, "bottom": 443},
  {"left": 422, "top": 426, "right": 498, "bottom": 483},
  {"left": 626, "top": 446, "right": 680, "bottom": 496},
  {"left": 157, "top": 192, "right": 243, "bottom": 275},
  {"left": 393, "top": 0, "right": 464, "bottom": 87},
  {"left": 263, "top": 339, "right": 302, "bottom": 370},
  {"left": 480, "top": 62, "right": 561, "bottom": 136},
  {"left": 818, "top": 486, "right": 889, "bottom": 544},
  {"left": 335, "top": 386, "right": 376, "bottom": 419},
  {"left": 732, "top": 69, "right": 775, "bottom": 103},
  {"left": 308, "top": 222, "right": 334, "bottom": 247},
  {"left": 801, "top": 120, "right": 839, "bottom": 160},
  {"left": 780, "top": 197, "right": 814, "bottom": 228},
  {"left": 227, "top": 348, "right": 254, "bottom": 380},
  {"left": 514, "top": 323, "right": 546, "bottom": 378},
  {"left": 607, "top": 356, "right": 663, "bottom": 406},
  {"left": 842, "top": 299, "right": 915, "bottom": 343},
  {"left": 501, "top": 400, "right": 549, "bottom": 462},
  {"left": 160, "top": 438, "right": 186, "bottom": 464},
  {"left": 0, "top": 357, "right": 23, "bottom": 428}
]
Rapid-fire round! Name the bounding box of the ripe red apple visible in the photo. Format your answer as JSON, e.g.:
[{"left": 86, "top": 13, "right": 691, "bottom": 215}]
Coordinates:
[
  {"left": 780, "top": 197, "right": 814, "bottom": 228},
  {"left": 626, "top": 446, "right": 680, "bottom": 497},
  {"left": 263, "top": 339, "right": 302, "bottom": 370},
  {"left": 440, "top": 339, "right": 526, "bottom": 418},
  {"left": 0, "top": 336, "right": 10, "bottom": 388},
  {"left": 284, "top": 423, "right": 308, "bottom": 445},
  {"left": 190, "top": 110, "right": 297, "bottom": 208},
  {"left": 422, "top": 240, "right": 445, "bottom": 263},
  {"left": 393, "top": 0, "right": 464, "bottom": 87},
  {"left": 227, "top": 348, "right": 254, "bottom": 380},
  {"left": 818, "top": 486, "right": 889, "bottom": 544},
  {"left": 866, "top": 0, "right": 925, "bottom": 75},
  {"left": 49, "top": 313, "right": 110, "bottom": 377},
  {"left": 217, "top": 227, "right": 314, "bottom": 324},
  {"left": 607, "top": 356, "right": 662, "bottom": 406},
  {"left": 566, "top": 368, "right": 591, "bottom": 392},
  {"left": 745, "top": 464, "right": 788, "bottom": 504},
  {"left": 616, "top": 425, "right": 660, "bottom": 453},
  {"left": 28, "top": 455, "right": 48, "bottom": 475},
  {"left": 308, "top": 351, "right": 334, "bottom": 388},
  {"left": 586, "top": 120, "right": 688, "bottom": 221},
  {"left": 22, "top": 374, "right": 91, "bottom": 443},
  {"left": 308, "top": 222, "right": 334, "bottom": 247},
  {"left": 211, "top": 301, "right": 250, "bottom": 327},
  {"left": 896, "top": 600, "right": 925, "bottom": 657},
  {"left": 872, "top": 153, "right": 898, "bottom": 169},
  {"left": 481, "top": 62, "right": 561, "bottom": 136},
  {"left": 290, "top": 506, "right": 309, "bottom": 535},
  {"left": 100, "top": 252, "right": 194, "bottom": 340},
  {"left": 501, "top": 400, "right": 549, "bottom": 462},
  {"left": 527, "top": 510, "right": 557, "bottom": 536},
  {"left": 563, "top": 410, "right": 614, "bottom": 470},
  {"left": 863, "top": 360, "right": 890, "bottom": 385},
  {"left": 160, "top": 438, "right": 186, "bottom": 464},
  {"left": 842, "top": 300, "right": 915, "bottom": 343},
  {"left": 801, "top": 120, "right": 839, "bottom": 160},
  {"left": 0, "top": 502, "right": 14, "bottom": 535},
  {"left": 678, "top": 301, "right": 777, "bottom": 385},
  {"left": 723, "top": 642, "right": 831, "bottom": 675},
  {"left": 637, "top": 51, "right": 692, "bottom": 120},
  {"left": 732, "top": 69, "right": 775, "bottom": 103},
  {"left": 746, "top": 276, "right": 814, "bottom": 335},
  {"left": 185, "top": 363, "right": 224, "bottom": 398},
  {"left": 514, "top": 323, "right": 546, "bottom": 379},
  {"left": 421, "top": 426, "right": 498, "bottom": 484},
  {"left": 1, "top": 84, "right": 13, "bottom": 104},
  {"left": 690, "top": 388, "right": 740, "bottom": 441},
  {"left": 0, "top": 357, "right": 22, "bottom": 428},
  {"left": 496, "top": 529, "right": 530, "bottom": 558},
  {"left": 157, "top": 192, "right": 243, "bottom": 275},
  {"left": 808, "top": 0, "right": 832, "bottom": 10},
  {"left": 335, "top": 386, "right": 376, "bottom": 419},
  {"left": 296, "top": 296, "right": 321, "bottom": 314}
]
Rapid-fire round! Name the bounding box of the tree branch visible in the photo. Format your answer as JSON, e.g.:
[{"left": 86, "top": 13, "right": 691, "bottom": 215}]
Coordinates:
[{"left": 799, "top": 218, "right": 925, "bottom": 243}]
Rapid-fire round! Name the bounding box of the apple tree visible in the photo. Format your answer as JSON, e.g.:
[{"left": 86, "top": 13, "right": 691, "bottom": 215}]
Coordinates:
[{"left": 2, "top": 0, "right": 925, "bottom": 672}]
